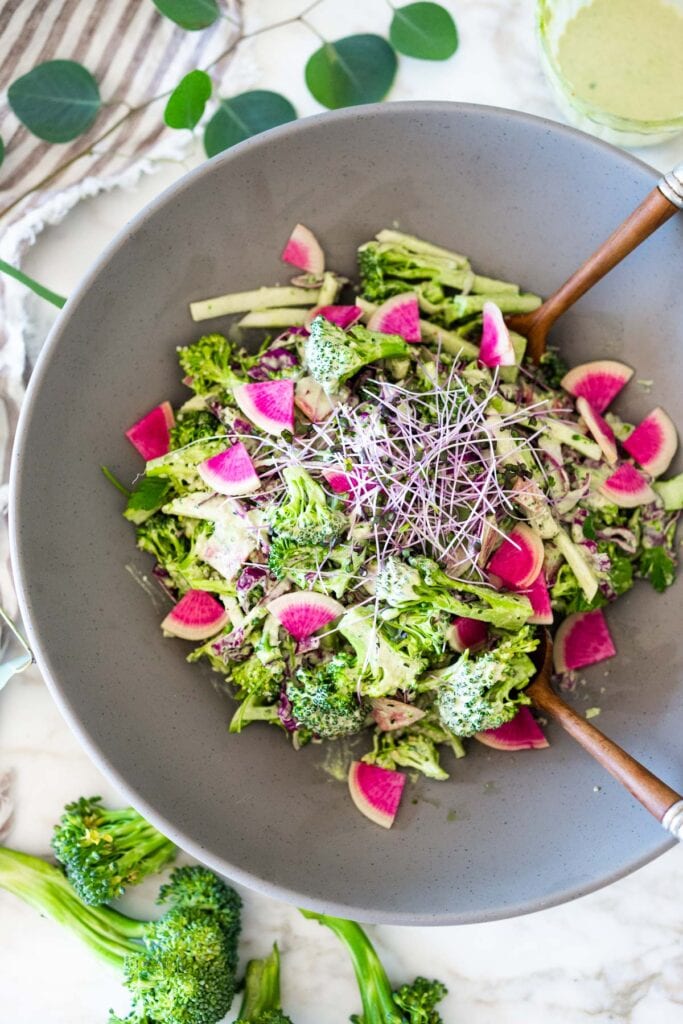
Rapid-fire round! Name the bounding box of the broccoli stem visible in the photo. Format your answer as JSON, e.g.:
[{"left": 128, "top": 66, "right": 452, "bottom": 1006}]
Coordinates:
[
  {"left": 356, "top": 298, "right": 479, "bottom": 360},
  {"left": 374, "top": 230, "right": 470, "bottom": 268},
  {"left": 237, "top": 308, "right": 311, "bottom": 328},
  {"left": 0, "top": 848, "right": 145, "bottom": 966},
  {"left": 445, "top": 291, "right": 541, "bottom": 322},
  {"left": 301, "top": 911, "right": 403, "bottom": 1024},
  {"left": 238, "top": 944, "right": 282, "bottom": 1017},
  {"left": 317, "top": 271, "right": 343, "bottom": 306},
  {"left": 190, "top": 286, "right": 320, "bottom": 322}
]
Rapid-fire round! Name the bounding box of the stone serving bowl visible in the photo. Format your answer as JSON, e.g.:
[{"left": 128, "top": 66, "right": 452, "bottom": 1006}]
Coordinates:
[{"left": 10, "top": 103, "right": 683, "bottom": 925}]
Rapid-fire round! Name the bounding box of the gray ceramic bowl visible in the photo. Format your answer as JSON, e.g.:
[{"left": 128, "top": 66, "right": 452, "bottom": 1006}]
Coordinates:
[{"left": 10, "top": 103, "right": 683, "bottom": 925}]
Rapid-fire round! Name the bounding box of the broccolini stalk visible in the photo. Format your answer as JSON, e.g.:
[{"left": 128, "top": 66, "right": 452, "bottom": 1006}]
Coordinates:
[{"left": 235, "top": 944, "right": 294, "bottom": 1024}]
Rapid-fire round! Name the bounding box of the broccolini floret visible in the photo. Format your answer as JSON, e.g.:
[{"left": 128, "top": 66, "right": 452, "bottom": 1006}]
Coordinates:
[
  {"left": 363, "top": 728, "right": 449, "bottom": 781},
  {"left": 135, "top": 515, "right": 233, "bottom": 597},
  {"left": 290, "top": 654, "right": 368, "bottom": 739},
  {"left": 269, "top": 466, "right": 348, "bottom": 546},
  {"left": 177, "top": 333, "right": 241, "bottom": 395},
  {"left": 301, "top": 911, "right": 447, "bottom": 1024},
  {"left": 51, "top": 796, "right": 176, "bottom": 906},
  {"left": 268, "top": 535, "right": 361, "bottom": 598},
  {"left": 431, "top": 626, "right": 539, "bottom": 736},
  {"left": 231, "top": 653, "right": 284, "bottom": 699},
  {"left": 234, "top": 944, "right": 294, "bottom": 1024},
  {"left": 304, "top": 317, "right": 412, "bottom": 394},
  {"left": 170, "top": 409, "right": 224, "bottom": 449}
]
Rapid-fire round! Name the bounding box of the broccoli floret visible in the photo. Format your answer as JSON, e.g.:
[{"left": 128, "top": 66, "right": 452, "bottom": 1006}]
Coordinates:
[
  {"left": 431, "top": 626, "right": 539, "bottom": 736},
  {"left": 170, "top": 409, "right": 224, "bottom": 449},
  {"left": 231, "top": 653, "right": 283, "bottom": 699},
  {"left": 229, "top": 691, "right": 281, "bottom": 734},
  {"left": 146, "top": 437, "right": 227, "bottom": 494},
  {"left": 269, "top": 466, "right": 348, "bottom": 546},
  {"left": 136, "top": 512, "right": 189, "bottom": 566},
  {"left": 51, "top": 796, "right": 176, "bottom": 906},
  {"left": 301, "top": 912, "right": 447, "bottom": 1024},
  {"left": 338, "top": 605, "right": 427, "bottom": 697},
  {"left": 234, "top": 944, "right": 294, "bottom": 1024},
  {"left": 381, "top": 605, "right": 451, "bottom": 665},
  {"left": 363, "top": 729, "right": 449, "bottom": 781},
  {"left": 268, "top": 535, "right": 361, "bottom": 598},
  {"left": 136, "top": 515, "right": 234, "bottom": 597},
  {"left": 178, "top": 334, "right": 242, "bottom": 395},
  {"left": 357, "top": 244, "right": 414, "bottom": 303},
  {"left": 304, "top": 317, "right": 412, "bottom": 393},
  {"left": 0, "top": 850, "right": 241, "bottom": 1024},
  {"left": 536, "top": 348, "right": 569, "bottom": 390},
  {"left": 290, "top": 654, "right": 368, "bottom": 739}
]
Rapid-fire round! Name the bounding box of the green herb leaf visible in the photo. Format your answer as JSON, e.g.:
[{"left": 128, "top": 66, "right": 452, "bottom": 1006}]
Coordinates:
[
  {"left": 203, "top": 90, "right": 297, "bottom": 157},
  {"left": 390, "top": 2, "right": 459, "bottom": 60},
  {"left": 164, "top": 70, "right": 212, "bottom": 130},
  {"left": 305, "top": 35, "right": 398, "bottom": 109},
  {"left": 151, "top": 0, "right": 219, "bottom": 30},
  {"left": 124, "top": 477, "right": 171, "bottom": 524},
  {"left": 0, "top": 258, "right": 67, "bottom": 309},
  {"left": 582, "top": 513, "right": 597, "bottom": 540},
  {"left": 638, "top": 546, "right": 676, "bottom": 593},
  {"left": 8, "top": 60, "right": 101, "bottom": 143}
]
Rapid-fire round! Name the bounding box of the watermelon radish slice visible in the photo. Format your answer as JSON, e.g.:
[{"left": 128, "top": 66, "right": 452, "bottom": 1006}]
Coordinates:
[
  {"left": 161, "top": 589, "right": 228, "bottom": 641},
  {"left": 322, "top": 467, "right": 355, "bottom": 494},
  {"left": 487, "top": 524, "right": 544, "bottom": 588},
  {"left": 367, "top": 293, "right": 422, "bottom": 343},
  {"left": 294, "top": 376, "right": 336, "bottom": 422},
  {"left": 518, "top": 571, "right": 553, "bottom": 625},
  {"left": 348, "top": 761, "right": 405, "bottom": 829},
  {"left": 371, "top": 698, "right": 426, "bottom": 731},
  {"left": 475, "top": 707, "right": 549, "bottom": 750},
  {"left": 478, "top": 301, "right": 515, "bottom": 367},
  {"left": 622, "top": 407, "right": 678, "bottom": 478},
  {"left": 266, "top": 590, "right": 344, "bottom": 641},
  {"left": 553, "top": 608, "right": 616, "bottom": 673},
  {"left": 233, "top": 380, "right": 294, "bottom": 436},
  {"left": 576, "top": 397, "right": 617, "bottom": 465},
  {"left": 447, "top": 617, "right": 489, "bottom": 654},
  {"left": 599, "top": 463, "right": 656, "bottom": 508},
  {"left": 125, "top": 401, "right": 174, "bottom": 460},
  {"left": 198, "top": 442, "right": 260, "bottom": 496},
  {"left": 304, "top": 305, "right": 362, "bottom": 330},
  {"left": 281, "top": 223, "right": 325, "bottom": 276},
  {"left": 561, "top": 360, "right": 633, "bottom": 414}
]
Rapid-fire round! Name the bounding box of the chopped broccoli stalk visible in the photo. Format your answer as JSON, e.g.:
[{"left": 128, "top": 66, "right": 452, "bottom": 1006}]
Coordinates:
[
  {"left": 269, "top": 466, "right": 348, "bottom": 546},
  {"left": 301, "top": 911, "right": 447, "bottom": 1024},
  {"left": 229, "top": 692, "right": 281, "bottom": 734},
  {"left": 0, "top": 851, "right": 241, "bottom": 1024},
  {"left": 290, "top": 654, "right": 368, "bottom": 738},
  {"left": 170, "top": 409, "right": 224, "bottom": 448},
  {"left": 238, "top": 308, "right": 311, "bottom": 329},
  {"left": 51, "top": 796, "right": 176, "bottom": 906},
  {"left": 355, "top": 297, "right": 479, "bottom": 360},
  {"left": 304, "top": 316, "right": 413, "bottom": 393},
  {"left": 654, "top": 472, "right": 683, "bottom": 511},
  {"left": 234, "top": 944, "right": 294, "bottom": 1024},
  {"left": 189, "top": 285, "right": 320, "bottom": 323},
  {"left": 431, "top": 627, "right": 539, "bottom": 736}
]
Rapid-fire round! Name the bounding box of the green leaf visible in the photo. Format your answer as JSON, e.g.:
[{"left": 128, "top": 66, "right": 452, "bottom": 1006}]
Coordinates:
[
  {"left": 638, "top": 546, "right": 676, "bottom": 593},
  {"left": 151, "top": 0, "right": 219, "bottom": 30},
  {"left": 8, "top": 60, "right": 100, "bottom": 143},
  {"left": 164, "top": 70, "right": 212, "bottom": 130},
  {"left": 0, "top": 258, "right": 67, "bottom": 309},
  {"left": 203, "top": 91, "right": 297, "bottom": 157},
  {"left": 390, "top": 2, "right": 459, "bottom": 60},
  {"left": 124, "top": 477, "right": 171, "bottom": 523},
  {"left": 305, "top": 35, "right": 398, "bottom": 109}
]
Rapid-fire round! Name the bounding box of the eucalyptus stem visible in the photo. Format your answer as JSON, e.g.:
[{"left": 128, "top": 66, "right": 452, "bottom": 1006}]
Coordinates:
[{"left": 0, "top": 259, "right": 66, "bottom": 309}]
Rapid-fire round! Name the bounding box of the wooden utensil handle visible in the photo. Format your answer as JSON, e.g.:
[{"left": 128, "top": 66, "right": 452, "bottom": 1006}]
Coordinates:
[{"left": 530, "top": 686, "right": 683, "bottom": 836}]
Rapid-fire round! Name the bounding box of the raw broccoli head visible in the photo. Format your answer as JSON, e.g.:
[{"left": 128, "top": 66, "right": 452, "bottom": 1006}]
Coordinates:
[
  {"left": 433, "top": 626, "right": 539, "bottom": 736},
  {"left": 169, "top": 409, "right": 224, "bottom": 449},
  {"left": 290, "top": 653, "right": 368, "bottom": 739},
  {"left": 363, "top": 728, "right": 448, "bottom": 781},
  {"left": 268, "top": 535, "right": 361, "bottom": 598},
  {"left": 51, "top": 796, "right": 176, "bottom": 906},
  {"left": 136, "top": 513, "right": 189, "bottom": 567},
  {"left": 338, "top": 605, "right": 427, "bottom": 697},
  {"left": 304, "top": 317, "right": 412, "bottom": 393},
  {"left": 157, "top": 865, "right": 242, "bottom": 929},
  {"left": 392, "top": 977, "right": 449, "bottom": 1024},
  {"left": 231, "top": 653, "right": 283, "bottom": 700},
  {"left": 268, "top": 466, "right": 348, "bottom": 546},
  {"left": 177, "top": 333, "right": 241, "bottom": 395}
]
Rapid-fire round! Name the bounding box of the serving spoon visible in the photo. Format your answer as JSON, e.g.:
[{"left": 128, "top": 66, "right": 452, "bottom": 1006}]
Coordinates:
[
  {"left": 507, "top": 163, "right": 683, "bottom": 363},
  {"left": 527, "top": 630, "right": 683, "bottom": 839}
]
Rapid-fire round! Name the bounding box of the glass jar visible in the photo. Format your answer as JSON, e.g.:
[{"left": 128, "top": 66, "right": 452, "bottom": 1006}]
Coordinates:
[{"left": 537, "top": 0, "right": 683, "bottom": 147}]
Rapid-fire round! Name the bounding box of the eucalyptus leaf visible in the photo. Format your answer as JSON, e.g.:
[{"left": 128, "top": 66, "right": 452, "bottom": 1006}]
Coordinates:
[
  {"left": 390, "top": 2, "right": 459, "bottom": 60},
  {"left": 204, "top": 91, "right": 297, "bottom": 157},
  {"left": 164, "top": 70, "right": 212, "bottom": 129},
  {"left": 305, "top": 34, "right": 397, "bottom": 109},
  {"left": 151, "top": 0, "right": 219, "bottom": 30},
  {"left": 8, "top": 60, "right": 101, "bottom": 143}
]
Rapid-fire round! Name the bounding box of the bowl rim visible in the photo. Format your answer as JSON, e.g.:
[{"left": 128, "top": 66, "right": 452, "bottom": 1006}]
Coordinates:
[{"left": 9, "top": 100, "right": 674, "bottom": 926}]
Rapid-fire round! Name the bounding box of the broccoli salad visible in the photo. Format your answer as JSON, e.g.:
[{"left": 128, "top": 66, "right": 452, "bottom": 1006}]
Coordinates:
[{"left": 114, "top": 223, "right": 682, "bottom": 828}]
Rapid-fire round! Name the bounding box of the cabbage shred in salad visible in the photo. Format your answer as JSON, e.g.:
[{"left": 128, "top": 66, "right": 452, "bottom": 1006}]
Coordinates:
[{"left": 116, "top": 225, "right": 682, "bottom": 825}]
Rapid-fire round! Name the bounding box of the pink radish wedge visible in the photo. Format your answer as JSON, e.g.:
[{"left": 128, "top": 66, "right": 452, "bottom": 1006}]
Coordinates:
[
  {"left": 266, "top": 591, "right": 344, "bottom": 641},
  {"left": 161, "top": 589, "right": 228, "bottom": 641},
  {"left": 348, "top": 761, "right": 405, "bottom": 829},
  {"left": 560, "top": 360, "right": 633, "bottom": 414},
  {"left": 294, "top": 376, "right": 336, "bottom": 422},
  {"left": 447, "top": 617, "right": 489, "bottom": 654},
  {"left": 475, "top": 707, "right": 549, "bottom": 750},
  {"left": 553, "top": 608, "right": 616, "bottom": 674},
  {"left": 367, "top": 293, "right": 422, "bottom": 343},
  {"left": 599, "top": 463, "right": 656, "bottom": 508},
  {"left": 321, "top": 466, "right": 355, "bottom": 494},
  {"left": 125, "top": 401, "right": 174, "bottom": 460},
  {"left": 233, "top": 380, "right": 295, "bottom": 436},
  {"left": 281, "top": 223, "right": 325, "bottom": 276},
  {"left": 371, "top": 698, "right": 426, "bottom": 732},
  {"left": 518, "top": 571, "right": 553, "bottom": 625},
  {"left": 198, "top": 442, "right": 260, "bottom": 496},
  {"left": 304, "top": 305, "right": 362, "bottom": 330},
  {"left": 622, "top": 407, "right": 678, "bottom": 478},
  {"left": 478, "top": 301, "right": 515, "bottom": 367},
  {"left": 576, "top": 397, "right": 617, "bottom": 465},
  {"left": 487, "top": 524, "right": 544, "bottom": 589}
]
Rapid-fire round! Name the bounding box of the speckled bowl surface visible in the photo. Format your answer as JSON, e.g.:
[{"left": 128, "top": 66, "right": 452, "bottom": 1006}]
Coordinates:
[{"left": 10, "top": 103, "right": 683, "bottom": 925}]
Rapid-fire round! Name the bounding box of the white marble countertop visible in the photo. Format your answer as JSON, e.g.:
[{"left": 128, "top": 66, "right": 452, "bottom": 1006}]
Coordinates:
[{"left": 3, "top": 2, "right": 683, "bottom": 1022}]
